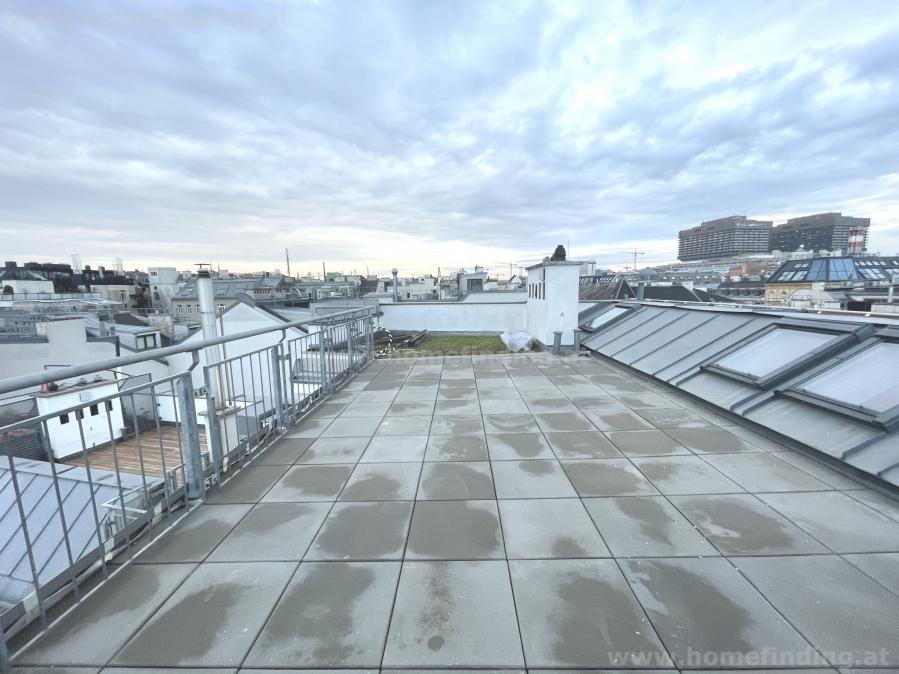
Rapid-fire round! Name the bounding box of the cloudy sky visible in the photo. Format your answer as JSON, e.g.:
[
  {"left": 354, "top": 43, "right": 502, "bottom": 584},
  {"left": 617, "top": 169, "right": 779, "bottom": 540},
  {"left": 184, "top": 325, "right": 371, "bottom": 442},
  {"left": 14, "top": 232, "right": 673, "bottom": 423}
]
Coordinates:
[{"left": 2, "top": 0, "right": 899, "bottom": 277}]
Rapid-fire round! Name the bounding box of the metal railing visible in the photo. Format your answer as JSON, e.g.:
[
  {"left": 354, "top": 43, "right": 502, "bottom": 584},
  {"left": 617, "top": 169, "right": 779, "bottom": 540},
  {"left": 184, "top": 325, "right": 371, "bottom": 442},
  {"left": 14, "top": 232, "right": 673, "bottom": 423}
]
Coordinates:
[{"left": 0, "top": 306, "right": 377, "bottom": 667}]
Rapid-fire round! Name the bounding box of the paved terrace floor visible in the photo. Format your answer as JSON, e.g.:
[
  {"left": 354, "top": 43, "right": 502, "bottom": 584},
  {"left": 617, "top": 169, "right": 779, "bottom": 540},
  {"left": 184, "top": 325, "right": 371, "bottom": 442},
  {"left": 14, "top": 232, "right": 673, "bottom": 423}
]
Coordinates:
[{"left": 12, "top": 353, "right": 899, "bottom": 673}]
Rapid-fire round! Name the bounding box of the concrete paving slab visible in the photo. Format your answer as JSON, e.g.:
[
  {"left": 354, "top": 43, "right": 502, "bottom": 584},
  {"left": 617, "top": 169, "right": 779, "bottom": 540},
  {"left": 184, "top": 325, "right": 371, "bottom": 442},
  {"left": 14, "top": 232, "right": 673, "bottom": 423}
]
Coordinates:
[
  {"left": 263, "top": 464, "right": 354, "bottom": 502},
  {"left": 15, "top": 563, "right": 195, "bottom": 667},
  {"left": 636, "top": 407, "right": 708, "bottom": 428},
  {"left": 310, "top": 402, "right": 348, "bottom": 418},
  {"left": 388, "top": 401, "right": 436, "bottom": 416},
  {"left": 479, "top": 398, "right": 530, "bottom": 415},
  {"left": 584, "top": 496, "right": 718, "bottom": 557},
  {"left": 377, "top": 415, "right": 434, "bottom": 435},
  {"left": 360, "top": 435, "right": 428, "bottom": 463},
  {"left": 631, "top": 456, "right": 743, "bottom": 495},
  {"left": 112, "top": 561, "right": 295, "bottom": 668},
  {"left": 418, "top": 462, "right": 495, "bottom": 500},
  {"left": 254, "top": 437, "right": 313, "bottom": 465},
  {"left": 509, "top": 558, "right": 671, "bottom": 668},
  {"left": 525, "top": 398, "right": 580, "bottom": 413},
  {"left": 306, "top": 501, "right": 413, "bottom": 560},
  {"left": 425, "top": 434, "right": 489, "bottom": 462},
  {"left": 483, "top": 414, "right": 540, "bottom": 434},
  {"left": 406, "top": 500, "right": 504, "bottom": 559},
  {"left": 842, "top": 553, "right": 899, "bottom": 595},
  {"left": 383, "top": 560, "right": 524, "bottom": 667},
  {"left": 321, "top": 416, "right": 381, "bottom": 438},
  {"left": 338, "top": 401, "right": 391, "bottom": 417},
  {"left": 487, "top": 432, "right": 554, "bottom": 460},
  {"left": 245, "top": 561, "right": 401, "bottom": 668},
  {"left": 617, "top": 393, "right": 675, "bottom": 409},
  {"left": 340, "top": 462, "right": 421, "bottom": 501},
  {"left": 354, "top": 390, "right": 398, "bottom": 403},
  {"left": 701, "top": 452, "right": 831, "bottom": 493},
  {"left": 561, "top": 459, "right": 660, "bottom": 497},
  {"left": 758, "top": 491, "right": 899, "bottom": 552},
  {"left": 434, "top": 399, "right": 482, "bottom": 416},
  {"left": 545, "top": 431, "right": 621, "bottom": 459},
  {"left": 396, "top": 387, "right": 438, "bottom": 401},
  {"left": 771, "top": 451, "right": 864, "bottom": 490},
  {"left": 436, "top": 388, "right": 479, "bottom": 400},
  {"left": 671, "top": 494, "right": 829, "bottom": 556},
  {"left": 491, "top": 460, "right": 578, "bottom": 498},
  {"left": 208, "top": 502, "right": 331, "bottom": 561},
  {"left": 137, "top": 504, "right": 252, "bottom": 563},
  {"left": 286, "top": 417, "right": 333, "bottom": 438},
  {"left": 585, "top": 410, "right": 653, "bottom": 432},
  {"left": 430, "top": 416, "right": 484, "bottom": 435},
  {"left": 205, "top": 465, "right": 289, "bottom": 504},
  {"left": 621, "top": 557, "right": 822, "bottom": 668},
  {"left": 499, "top": 498, "right": 610, "bottom": 558},
  {"left": 606, "top": 429, "right": 691, "bottom": 457},
  {"left": 297, "top": 436, "right": 369, "bottom": 464},
  {"left": 533, "top": 412, "right": 597, "bottom": 433},
  {"left": 738, "top": 555, "right": 899, "bottom": 666},
  {"left": 664, "top": 427, "right": 761, "bottom": 454}
]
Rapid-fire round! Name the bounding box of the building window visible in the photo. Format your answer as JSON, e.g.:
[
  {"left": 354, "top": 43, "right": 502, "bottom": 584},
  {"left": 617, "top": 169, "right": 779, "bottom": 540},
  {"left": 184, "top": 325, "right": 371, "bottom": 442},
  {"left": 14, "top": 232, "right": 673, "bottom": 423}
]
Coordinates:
[
  {"left": 154, "top": 291, "right": 160, "bottom": 301},
  {"left": 187, "top": 305, "right": 193, "bottom": 313},
  {"left": 217, "top": 303, "right": 225, "bottom": 312},
  {"left": 136, "top": 334, "right": 157, "bottom": 350},
  {"left": 59, "top": 413, "right": 69, "bottom": 425},
  {"left": 176, "top": 305, "right": 183, "bottom": 314},
  {"left": 106, "top": 400, "right": 114, "bottom": 412},
  {"left": 89, "top": 404, "right": 99, "bottom": 416}
]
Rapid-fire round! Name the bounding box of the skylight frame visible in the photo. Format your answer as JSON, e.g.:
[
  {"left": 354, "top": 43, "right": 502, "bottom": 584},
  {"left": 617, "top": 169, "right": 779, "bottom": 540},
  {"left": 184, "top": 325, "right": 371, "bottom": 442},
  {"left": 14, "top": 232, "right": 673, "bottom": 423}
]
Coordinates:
[
  {"left": 785, "top": 332, "right": 899, "bottom": 427},
  {"left": 701, "top": 319, "right": 862, "bottom": 389}
]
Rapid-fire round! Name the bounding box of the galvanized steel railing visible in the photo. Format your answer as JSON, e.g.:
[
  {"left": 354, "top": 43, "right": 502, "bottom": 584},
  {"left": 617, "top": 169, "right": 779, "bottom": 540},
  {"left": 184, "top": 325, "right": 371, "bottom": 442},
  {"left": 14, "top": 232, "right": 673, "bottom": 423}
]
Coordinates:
[{"left": 0, "top": 306, "right": 377, "bottom": 666}]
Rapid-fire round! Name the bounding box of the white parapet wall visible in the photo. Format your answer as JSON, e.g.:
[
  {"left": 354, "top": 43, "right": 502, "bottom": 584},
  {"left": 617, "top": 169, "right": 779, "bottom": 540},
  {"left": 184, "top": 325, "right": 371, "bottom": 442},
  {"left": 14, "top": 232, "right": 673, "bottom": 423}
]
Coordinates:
[{"left": 378, "top": 301, "right": 527, "bottom": 333}]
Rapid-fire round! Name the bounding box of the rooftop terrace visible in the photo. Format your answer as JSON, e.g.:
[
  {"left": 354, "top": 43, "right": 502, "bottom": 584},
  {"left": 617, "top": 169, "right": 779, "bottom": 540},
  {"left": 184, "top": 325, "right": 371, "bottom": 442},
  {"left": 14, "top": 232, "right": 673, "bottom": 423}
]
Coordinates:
[{"left": 11, "top": 352, "right": 899, "bottom": 671}]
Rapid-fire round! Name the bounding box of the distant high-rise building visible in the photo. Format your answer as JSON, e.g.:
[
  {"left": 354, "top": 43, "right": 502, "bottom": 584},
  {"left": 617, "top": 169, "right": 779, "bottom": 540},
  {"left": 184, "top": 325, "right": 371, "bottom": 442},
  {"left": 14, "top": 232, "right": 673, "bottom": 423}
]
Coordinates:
[
  {"left": 678, "top": 216, "right": 773, "bottom": 261},
  {"left": 770, "top": 212, "right": 870, "bottom": 254}
]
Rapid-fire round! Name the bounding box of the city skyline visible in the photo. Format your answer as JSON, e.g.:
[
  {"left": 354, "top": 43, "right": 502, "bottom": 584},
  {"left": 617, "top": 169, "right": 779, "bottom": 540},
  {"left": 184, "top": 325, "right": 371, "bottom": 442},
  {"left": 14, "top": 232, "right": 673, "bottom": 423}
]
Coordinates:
[{"left": 3, "top": 1, "right": 899, "bottom": 272}]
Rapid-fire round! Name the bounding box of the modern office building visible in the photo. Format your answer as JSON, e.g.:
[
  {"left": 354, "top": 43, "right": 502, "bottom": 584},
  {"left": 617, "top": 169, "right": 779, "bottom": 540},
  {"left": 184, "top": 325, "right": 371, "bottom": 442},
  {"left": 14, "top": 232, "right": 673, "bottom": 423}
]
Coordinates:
[
  {"left": 678, "top": 216, "right": 773, "bottom": 261},
  {"left": 770, "top": 212, "right": 870, "bottom": 254}
]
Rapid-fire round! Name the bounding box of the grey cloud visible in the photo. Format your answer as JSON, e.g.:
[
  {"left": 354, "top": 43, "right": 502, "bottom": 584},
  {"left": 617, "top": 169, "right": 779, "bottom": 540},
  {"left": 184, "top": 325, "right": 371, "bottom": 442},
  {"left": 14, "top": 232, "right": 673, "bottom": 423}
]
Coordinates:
[{"left": 1, "top": 0, "right": 899, "bottom": 272}]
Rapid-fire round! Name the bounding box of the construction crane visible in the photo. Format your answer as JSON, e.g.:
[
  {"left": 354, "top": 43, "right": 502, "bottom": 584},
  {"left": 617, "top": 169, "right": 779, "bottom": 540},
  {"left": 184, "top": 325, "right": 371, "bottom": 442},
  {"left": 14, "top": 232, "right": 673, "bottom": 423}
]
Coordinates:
[{"left": 617, "top": 250, "right": 646, "bottom": 272}]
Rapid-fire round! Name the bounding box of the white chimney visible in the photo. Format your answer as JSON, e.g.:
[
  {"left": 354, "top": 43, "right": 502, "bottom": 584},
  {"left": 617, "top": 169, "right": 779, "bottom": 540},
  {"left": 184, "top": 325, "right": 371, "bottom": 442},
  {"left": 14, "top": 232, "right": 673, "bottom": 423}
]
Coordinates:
[{"left": 197, "top": 266, "right": 224, "bottom": 409}]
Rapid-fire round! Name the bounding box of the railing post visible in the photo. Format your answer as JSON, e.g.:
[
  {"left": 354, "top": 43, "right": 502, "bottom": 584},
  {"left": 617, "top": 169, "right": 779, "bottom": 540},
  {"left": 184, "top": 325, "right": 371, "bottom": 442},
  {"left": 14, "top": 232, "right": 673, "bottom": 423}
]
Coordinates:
[
  {"left": 347, "top": 319, "right": 356, "bottom": 373},
  {"left": 202, "top": 366, "right": 224, "bottom": 479},
  {"left": 319, "top": 328, "right": 330, "bottom": 395},
  {"left": 175, "top": 374, "right": 205, "bottom": 501},
  {"left": 270, "top": 344, "right": 286, "bottom": 432},
  {"left": 365, "top": 315, "right": 374, "bottom": 361}
]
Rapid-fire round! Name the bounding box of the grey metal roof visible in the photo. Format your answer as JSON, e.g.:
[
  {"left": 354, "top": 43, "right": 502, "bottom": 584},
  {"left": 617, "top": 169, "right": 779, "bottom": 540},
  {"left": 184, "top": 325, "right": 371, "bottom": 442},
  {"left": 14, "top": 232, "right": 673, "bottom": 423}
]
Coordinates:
[
  {"left": 582, "top": 302, "right": 899, "bottom": 487},
  {"left": 0, "top": 458, "right": 160, "bottom": 611}
]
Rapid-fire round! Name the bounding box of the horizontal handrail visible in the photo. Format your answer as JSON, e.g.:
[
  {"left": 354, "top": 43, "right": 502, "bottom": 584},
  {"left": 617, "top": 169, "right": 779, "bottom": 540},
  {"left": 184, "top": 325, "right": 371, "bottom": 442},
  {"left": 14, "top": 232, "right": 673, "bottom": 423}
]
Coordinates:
[{"left": 0, "top": 307, "right": 376, "bottom": 396}]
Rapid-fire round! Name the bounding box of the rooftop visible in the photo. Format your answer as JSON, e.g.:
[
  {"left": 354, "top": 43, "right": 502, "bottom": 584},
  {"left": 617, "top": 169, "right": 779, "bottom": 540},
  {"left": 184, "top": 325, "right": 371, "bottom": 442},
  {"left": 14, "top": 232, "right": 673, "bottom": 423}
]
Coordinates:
[{"left": 11, "top": 352, "right": 899, "bottom": 670}]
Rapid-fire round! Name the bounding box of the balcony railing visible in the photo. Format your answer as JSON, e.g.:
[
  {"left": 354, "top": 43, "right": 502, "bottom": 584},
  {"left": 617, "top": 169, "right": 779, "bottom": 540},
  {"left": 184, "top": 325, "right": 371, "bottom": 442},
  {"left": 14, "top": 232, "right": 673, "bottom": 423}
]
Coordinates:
[{"left": 0, "top": 306, "right": 377, "bottom": 667}]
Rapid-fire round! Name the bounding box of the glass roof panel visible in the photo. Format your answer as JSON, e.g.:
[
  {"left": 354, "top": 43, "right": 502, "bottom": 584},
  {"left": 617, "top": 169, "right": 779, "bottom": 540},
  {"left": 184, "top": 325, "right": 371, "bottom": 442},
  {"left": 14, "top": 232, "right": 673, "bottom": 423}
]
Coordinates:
[
  {"left": 799, "top": 342, "right": 899, "bottom": 413},
  {"left": 589, "top": 306, "right": 629, "bottom": 329},
  {"left": 714, "top": 328, "right": 836, "bottom": 378}
]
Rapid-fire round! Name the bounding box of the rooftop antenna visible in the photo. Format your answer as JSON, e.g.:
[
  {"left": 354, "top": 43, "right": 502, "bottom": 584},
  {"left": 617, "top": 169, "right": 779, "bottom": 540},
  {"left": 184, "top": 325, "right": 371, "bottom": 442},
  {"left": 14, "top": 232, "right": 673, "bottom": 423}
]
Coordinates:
[{"left": 285, "top": 248, "right": 291, "bottom": 277}]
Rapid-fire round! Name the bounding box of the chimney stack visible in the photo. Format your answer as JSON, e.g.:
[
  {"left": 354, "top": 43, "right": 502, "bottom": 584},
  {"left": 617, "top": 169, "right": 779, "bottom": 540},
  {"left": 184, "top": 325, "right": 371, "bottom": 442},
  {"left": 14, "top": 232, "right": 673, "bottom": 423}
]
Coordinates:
[{"left": 197, "top": 265, "right": 224, "bottom": 409}]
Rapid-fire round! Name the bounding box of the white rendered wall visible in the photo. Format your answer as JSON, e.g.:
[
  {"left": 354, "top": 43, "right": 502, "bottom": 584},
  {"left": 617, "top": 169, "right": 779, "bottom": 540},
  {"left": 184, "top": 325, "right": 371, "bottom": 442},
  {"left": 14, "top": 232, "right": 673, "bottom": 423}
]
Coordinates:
[
  {"left": 0, "top": 319, "right": 117, "bottom": 391},
  {"left": 35, "top": 383, "right": 125, "bottom": 459},
  {"left": 526, "top": 264, "right": 581, "bottom": 347},
  {"left": 378, "top": 302, "right": 527, "bottom": 333}
]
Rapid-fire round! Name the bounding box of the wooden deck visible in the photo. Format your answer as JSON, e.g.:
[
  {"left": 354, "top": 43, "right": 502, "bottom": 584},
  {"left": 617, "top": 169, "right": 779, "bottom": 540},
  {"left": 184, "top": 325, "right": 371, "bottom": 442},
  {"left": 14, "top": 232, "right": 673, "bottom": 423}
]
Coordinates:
[{"left": 64, "top": 425, "right": 208, "bottom": 478}]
